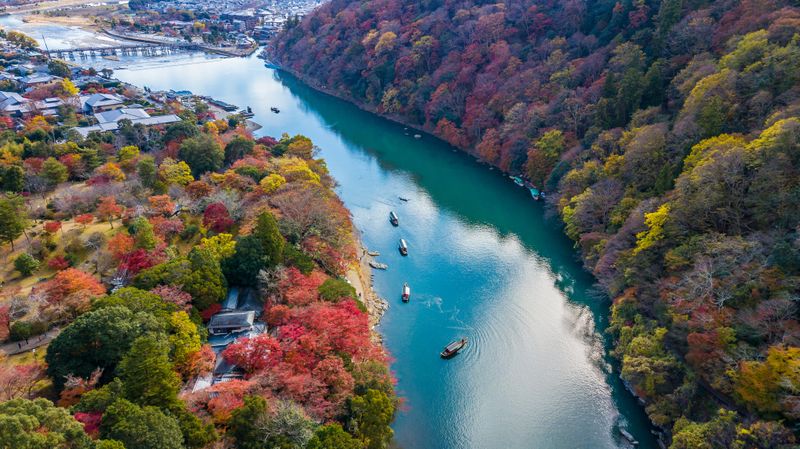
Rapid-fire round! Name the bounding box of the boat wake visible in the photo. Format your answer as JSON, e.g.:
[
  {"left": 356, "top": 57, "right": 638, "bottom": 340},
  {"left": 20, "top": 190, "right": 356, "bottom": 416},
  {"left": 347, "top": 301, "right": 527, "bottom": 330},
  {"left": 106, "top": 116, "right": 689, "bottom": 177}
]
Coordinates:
[{"left": 420, "top": 296, "right": 474, "bottom": 331}]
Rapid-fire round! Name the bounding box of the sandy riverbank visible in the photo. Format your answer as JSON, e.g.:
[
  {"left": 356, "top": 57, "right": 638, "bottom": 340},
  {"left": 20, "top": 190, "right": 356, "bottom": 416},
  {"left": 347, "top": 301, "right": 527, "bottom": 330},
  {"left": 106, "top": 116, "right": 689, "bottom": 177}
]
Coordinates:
[
  {"left": 346, "top": 241, "right": 388, "bottom": 341},
  {"left": 23, "top": 14, "right": 97, "bottom": 28},
  {"left": 3, "top": 0, "right": 97, "bottom": 15}
]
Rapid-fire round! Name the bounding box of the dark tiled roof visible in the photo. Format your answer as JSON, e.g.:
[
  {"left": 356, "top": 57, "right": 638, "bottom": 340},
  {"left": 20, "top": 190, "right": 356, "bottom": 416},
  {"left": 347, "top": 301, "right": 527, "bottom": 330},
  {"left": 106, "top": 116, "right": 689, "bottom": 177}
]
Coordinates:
[{"left": 208, "top": 310, "right": 255, "bottom": 329}]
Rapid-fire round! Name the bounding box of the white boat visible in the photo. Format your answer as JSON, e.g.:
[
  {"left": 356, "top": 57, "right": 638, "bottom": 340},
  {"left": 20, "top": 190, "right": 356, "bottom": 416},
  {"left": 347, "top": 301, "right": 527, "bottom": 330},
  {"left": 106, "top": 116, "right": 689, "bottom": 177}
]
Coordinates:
[
  {"left": 398, "top": 239, "right": 408, "bottom": 256},
  {"left": 402, "top": 282, "right": 410, "bottom": 302},
  {"left": 369, "top": 261, "right": 388, "bottom": 270}
]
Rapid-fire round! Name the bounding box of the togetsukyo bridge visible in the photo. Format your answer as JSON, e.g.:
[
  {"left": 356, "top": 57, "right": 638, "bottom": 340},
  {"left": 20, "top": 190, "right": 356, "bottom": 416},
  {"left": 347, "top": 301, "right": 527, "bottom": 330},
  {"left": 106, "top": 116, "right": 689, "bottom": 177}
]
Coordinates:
[{"left": 45, "top": 42, "right": 200, "bottom": 59}]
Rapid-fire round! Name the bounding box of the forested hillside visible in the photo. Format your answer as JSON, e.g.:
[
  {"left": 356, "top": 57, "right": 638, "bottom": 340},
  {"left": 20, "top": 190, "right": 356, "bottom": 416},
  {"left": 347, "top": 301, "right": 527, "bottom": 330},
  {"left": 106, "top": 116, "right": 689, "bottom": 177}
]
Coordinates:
[
  {"left": 0, "top": 35, "right": 396, "bottom": 448},
  {"left": 272, "top": 0, "right": 800, "bottom": 445}
]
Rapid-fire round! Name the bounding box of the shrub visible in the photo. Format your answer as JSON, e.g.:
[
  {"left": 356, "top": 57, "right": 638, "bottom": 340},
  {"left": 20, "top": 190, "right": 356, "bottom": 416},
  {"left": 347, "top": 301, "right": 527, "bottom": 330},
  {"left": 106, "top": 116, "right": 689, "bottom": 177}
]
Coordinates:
[{"left": 14, "top": 253, "right": 40, "bottom": 276}]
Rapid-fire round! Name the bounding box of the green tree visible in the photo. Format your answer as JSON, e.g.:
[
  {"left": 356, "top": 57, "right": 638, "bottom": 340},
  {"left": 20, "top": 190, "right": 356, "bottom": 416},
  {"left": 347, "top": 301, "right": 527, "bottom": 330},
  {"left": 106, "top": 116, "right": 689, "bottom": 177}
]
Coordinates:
[
  {"left": 136, "top": 156, "right": 158, "bottom": 189},
  {"left": 45, "top": 306, "right": 163, "bottom": 391},
  {"left": 163, "top": 120, "right": 199, "bottom": 144},
  {"left": 41, "top": 157, "right": 69, "bottom": 188},
  {"left": 93, "top": 287, "right": 176, "bottom": 319},
  {"left": 228, "top": 395, "right": 268, "bottom": 449},
  {"left": 178, "top": 134, "right": 223, "bottom": 176},
  {"left": 1, "top": 165, "right": 25, "bottom": 192},
  {"left": 347, "top": 389, "right": 395, "bottom": 449},
  {"left": 307, "top": 424, "right": 363, "bottom": 449},
  {"left": 173, "top": 406, "right": 217, "bottom": 449},
  {"left": 184, "top": 247, "right": 226, "bottom": 310},
  {"left": 0, "top": 194, "right": 26, "bottom": 250},
  {"left": 118, "top": 335, "right": 181, "bottom": 409},
  {"left": 670, "top": 409, "right": 737, "bottom": 449},
  {"left": 318, "top": 278, "right": 356, "bottom": 302},
  {"left": 131, "top": 216, "right": 156, "bottom": 250},
  {"left": 14, "top": 253, "right": 39, "bottom": 276},
  {"left": 224, "top": 135, "right": 255, "bottom": 165},
  {"left": 254, "top": 211, "right": 285, "bottom": 265},
  {"left": 95, "top": 440, "right": 126, "bottom": 449},
  {"left": 99, "top": 399, "right": 183, "bottom": 449},
  {"left": 0, "top": 398, "right": 93, "bottom": 449},
  {"left": 222, "top": 234, "right": 267, "bottom": 286}
]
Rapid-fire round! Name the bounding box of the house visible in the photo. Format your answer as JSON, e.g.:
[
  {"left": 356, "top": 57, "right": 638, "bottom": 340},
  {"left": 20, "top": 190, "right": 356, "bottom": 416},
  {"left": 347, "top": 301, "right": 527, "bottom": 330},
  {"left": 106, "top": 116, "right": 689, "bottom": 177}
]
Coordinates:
[
  {"left": 33, "top": 97, "right": 65, "bottom": 116},
  {"left": 0, "top": 91, "right": 29, "bottom": 116},
  {"left": 80, "top": 93, "right": 125, "bottom": 114},
  {"left": 95, "top": 107, "right": 150, "bottom": 124},
  {"left": 207, "top": 310, "right": 256, "bottom": 336},
  {"left": 72, "top": 109, "right": 181, "bottom": 138},
  {"left": 19, "top": 73, "right": 62, "bottom": 89}
]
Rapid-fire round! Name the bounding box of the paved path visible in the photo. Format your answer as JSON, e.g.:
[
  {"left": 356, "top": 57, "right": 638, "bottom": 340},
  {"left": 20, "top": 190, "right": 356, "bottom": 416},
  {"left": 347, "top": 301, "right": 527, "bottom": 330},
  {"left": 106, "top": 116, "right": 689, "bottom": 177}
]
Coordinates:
[{"left": 0, "top": 328, "right": 60, "bottom": 356}]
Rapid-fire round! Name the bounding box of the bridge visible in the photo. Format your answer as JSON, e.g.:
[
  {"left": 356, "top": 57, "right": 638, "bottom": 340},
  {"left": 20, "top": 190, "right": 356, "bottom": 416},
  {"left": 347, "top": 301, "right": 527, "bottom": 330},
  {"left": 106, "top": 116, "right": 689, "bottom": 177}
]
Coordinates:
[{"left": 46, "top": 43, "right": 200, "bottom": 59}]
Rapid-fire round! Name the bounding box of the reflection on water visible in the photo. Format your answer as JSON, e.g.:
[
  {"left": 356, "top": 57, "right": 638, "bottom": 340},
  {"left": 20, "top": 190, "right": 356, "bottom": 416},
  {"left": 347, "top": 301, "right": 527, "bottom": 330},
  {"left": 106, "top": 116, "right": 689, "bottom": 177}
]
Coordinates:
[
  {"left": 0, "top": 13, "right": 658, "bottom": 446},
  {"left": 114, "top": 55, "right": 657, "bottom": 449},
  {"left": 0, "top": 15, "right": 220, "bottom": 71}
]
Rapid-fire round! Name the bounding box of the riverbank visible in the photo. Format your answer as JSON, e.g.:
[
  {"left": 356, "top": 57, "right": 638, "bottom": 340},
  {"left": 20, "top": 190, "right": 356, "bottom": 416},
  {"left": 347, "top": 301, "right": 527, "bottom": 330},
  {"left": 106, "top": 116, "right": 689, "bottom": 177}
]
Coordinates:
[
  {"left": 268, "top": 57, "right": 665, "bottom": 445},
  {"left": 102, "top": 28, "right": 257, "bottom": 57},
  {"left": 346, "top": 240, "right": 388, "bottom": 339},
  {"left": 23, "top": 14, "right": 97, "bottom": 28},
  {"left": 108, "top": 53, "right": 660, "bottom": 448}
]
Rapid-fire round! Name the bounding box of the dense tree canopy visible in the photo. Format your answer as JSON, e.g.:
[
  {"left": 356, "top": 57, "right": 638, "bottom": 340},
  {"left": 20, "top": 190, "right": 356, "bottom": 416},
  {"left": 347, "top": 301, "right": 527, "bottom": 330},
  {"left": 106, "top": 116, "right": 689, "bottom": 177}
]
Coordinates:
[{"left": 273, "top": 0, "right": 800, "bottom": 444}]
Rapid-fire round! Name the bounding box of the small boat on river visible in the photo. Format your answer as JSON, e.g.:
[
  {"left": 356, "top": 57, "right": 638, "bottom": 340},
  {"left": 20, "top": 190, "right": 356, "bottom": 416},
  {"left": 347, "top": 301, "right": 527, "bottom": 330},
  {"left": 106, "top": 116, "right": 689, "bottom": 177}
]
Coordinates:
[
  {"left": 270, "top": 107, "right": 280, "bottom": 113},
  {"left": 239, "top": 106, "right": 254, "bottom": 118},
  {"left": 440, "top": 338, "right": 468, "bottom": 358},
  {"left": 529, "top": 187, "right": 541, "bottom": 200},
  {"left": 398, "top": 239, "right": 408, "bottom": 256},
  {"left": 367, "top": 250, "right": 380, "bottom": 257},
  {"left": 401, "top": 282, "right": 410, "bottom": 302},
  {"left": 510, "top": 176, "right": 524, "bottom": 187},
  {"left": 389, "top": 211, "right": 399, "bottom": 226},
  {"left": 369, "top": 261, "right": 388, "bottom": 270},
  {"left": 398, "top": 196, "right": 409, "bottom": 202}
]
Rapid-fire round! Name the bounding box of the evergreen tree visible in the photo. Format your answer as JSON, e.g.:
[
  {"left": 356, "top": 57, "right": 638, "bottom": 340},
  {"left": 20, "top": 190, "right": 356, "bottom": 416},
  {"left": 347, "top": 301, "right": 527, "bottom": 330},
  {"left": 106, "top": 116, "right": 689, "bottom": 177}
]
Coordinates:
[
  {"left": 0, "top": 194, "right": 26, "bottom": 250},
  {"left": 13, "top": 253, "right": 39, "bottom": 276},
  {"left": 118, "top": 335, "right": 181, "bottom": 409},
  {"left": 100, "top": 399, "right": 183, "bottom": 449},
  {"left": 0, "top": 398, "right": 94, "bottom": 449},
  {"left": 41, "top": 157, "right": 69, "bottom": 187},
  {"left": 254, "top": 211, "right": 285, "bottom": 266},
  {"left": 178, "top": 134, "right": 223, "bottom": 176}
]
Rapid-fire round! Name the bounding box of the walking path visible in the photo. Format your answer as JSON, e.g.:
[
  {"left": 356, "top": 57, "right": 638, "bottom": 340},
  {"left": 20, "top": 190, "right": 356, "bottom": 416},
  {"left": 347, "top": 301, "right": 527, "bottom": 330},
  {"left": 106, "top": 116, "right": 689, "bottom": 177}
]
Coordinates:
[{"left": 0, "top": 328, "right": 60, "bottom": 356}]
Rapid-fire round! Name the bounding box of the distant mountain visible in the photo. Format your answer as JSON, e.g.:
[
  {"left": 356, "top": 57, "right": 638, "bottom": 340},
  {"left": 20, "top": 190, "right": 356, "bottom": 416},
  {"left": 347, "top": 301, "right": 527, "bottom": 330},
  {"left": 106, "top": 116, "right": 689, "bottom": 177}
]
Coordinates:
[{"left": 273, "top": 0, "right": 800, "bottom": 445}]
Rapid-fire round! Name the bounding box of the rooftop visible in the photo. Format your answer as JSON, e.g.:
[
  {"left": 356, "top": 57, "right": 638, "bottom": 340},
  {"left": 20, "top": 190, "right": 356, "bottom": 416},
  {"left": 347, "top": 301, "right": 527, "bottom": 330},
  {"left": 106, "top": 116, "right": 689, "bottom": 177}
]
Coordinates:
[
  {"left": 207, "top": 310, "right": 256, "bottom": 330},
  {"left": 95, "top": 107, "right": 150, "bottom": 124}
]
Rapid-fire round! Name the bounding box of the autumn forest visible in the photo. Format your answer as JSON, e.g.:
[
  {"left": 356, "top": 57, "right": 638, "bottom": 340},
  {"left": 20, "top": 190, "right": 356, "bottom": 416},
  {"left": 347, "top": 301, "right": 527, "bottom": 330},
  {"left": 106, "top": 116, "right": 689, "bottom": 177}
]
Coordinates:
[{"left": 272, "top": 0, "right": 800, "bottom": 446}]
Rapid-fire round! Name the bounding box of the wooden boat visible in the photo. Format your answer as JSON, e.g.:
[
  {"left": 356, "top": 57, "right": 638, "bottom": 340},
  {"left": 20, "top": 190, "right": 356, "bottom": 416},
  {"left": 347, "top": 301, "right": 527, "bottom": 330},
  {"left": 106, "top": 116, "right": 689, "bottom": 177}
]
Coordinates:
[
  {"left": 402, "top": 282, "right": 410, "bottom": 302},
  {"left": 618, "top": 428, "right": 639, "bottom": 446},
  {"left": 440, "top": 338, "right": 467, "bottom": 358},
  {"left": 529, "top": 187, "right": 541, "bottom": 200},
  {"left": 510, "top": 175, "right": 524, "bottom": 187},
  {"left": 369, "top": 261, "right": 388, "bottom": 270},
  {"left": 389, "top": 211, "right": 399, "bottom": 226},
  {"left": 270, "top": 107, "right": 280, "bottom": 113},
  {"left": 239, "top": 106, "right": 254, "bottom": 118},
  {"left": 367, "top": 250, "right": 380, "bottom": 256},
  {"left": 398, "top": 239, "right": 408, "bottom": 256}
]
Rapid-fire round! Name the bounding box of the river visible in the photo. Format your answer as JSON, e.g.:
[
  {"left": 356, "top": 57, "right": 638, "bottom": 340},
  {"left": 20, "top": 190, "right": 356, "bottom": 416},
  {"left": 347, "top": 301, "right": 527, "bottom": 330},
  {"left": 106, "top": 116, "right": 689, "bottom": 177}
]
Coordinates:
[{"left": 9, "top": 17, "right": 657, "bottom": 448}]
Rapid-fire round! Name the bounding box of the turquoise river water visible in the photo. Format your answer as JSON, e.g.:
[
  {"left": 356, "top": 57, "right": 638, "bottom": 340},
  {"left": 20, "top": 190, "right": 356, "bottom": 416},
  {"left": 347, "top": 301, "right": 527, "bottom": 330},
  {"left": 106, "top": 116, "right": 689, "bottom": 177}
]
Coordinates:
[{"left": 3, "top": 17, "right": 659, "bottom": 447}]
